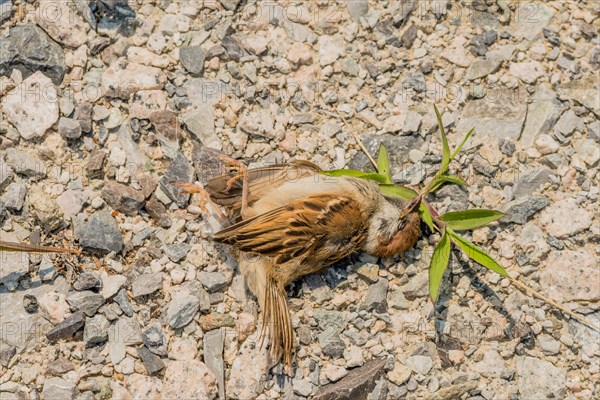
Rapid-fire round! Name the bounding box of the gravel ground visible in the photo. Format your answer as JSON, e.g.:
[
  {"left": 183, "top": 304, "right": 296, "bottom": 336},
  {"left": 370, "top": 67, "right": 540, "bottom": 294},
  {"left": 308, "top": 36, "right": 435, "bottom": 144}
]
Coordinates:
[{"left": 0, "top": 1, "right": 599, "bottom": 399}]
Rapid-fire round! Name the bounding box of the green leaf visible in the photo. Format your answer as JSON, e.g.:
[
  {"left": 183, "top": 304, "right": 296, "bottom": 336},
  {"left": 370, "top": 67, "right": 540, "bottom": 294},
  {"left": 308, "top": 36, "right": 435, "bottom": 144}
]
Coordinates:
[
  {"left": 447, "top": 229, "right": 508, "bottom": 276},
  {"left": 429, "top": 230, "right": 451, "bottom": 302},
  {"left": 434, "top": 105, "right": 450, "bottom": 173},
  {"left": 320, "top": 169, "right": 372, "bottom": 178},
  {"left": 0, "top": 240, "right": 81, "bottom": 254},
  {"left": 440, "top": 209, "right": 504, "bottom": 230},
  {"left": 419, "top": 202, "right": 435, "bottom": 231},
  {"left": 428, "top": 174, "right": 468, "bottom": 193},
  {"left": 320, "top": 169, "right": 389, "bottom": 183},
  {"left": 450, "top": 128, "right": 474, "bottom": 161},
  {"left": 379, "top": 184, "right": 418, "bottom": 200},
  {"left": 376, "top": 144, "right": 392, "bottom": 184}
]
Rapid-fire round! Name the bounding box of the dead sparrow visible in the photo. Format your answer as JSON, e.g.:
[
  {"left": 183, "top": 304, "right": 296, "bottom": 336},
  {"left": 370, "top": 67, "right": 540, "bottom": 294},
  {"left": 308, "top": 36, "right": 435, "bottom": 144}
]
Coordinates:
[{"left": 203, "top": 157, "right": 421, "bottom": 372}]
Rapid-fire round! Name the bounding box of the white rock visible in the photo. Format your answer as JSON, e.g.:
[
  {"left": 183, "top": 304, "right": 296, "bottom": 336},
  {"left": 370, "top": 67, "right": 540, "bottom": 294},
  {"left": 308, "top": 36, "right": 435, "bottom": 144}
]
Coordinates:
[
  {"left": 102, "top": 62, "right": 167, "bottom": 99},
  {"left": 163, "top": 360, "right": 218, "bottom": 399},
  {"left": 319, "top": 35, "right": 345, "bottom": 66},
  {"left": 35, "top": 1, "right": 87, "bottom": 48},
  {"left": 3, "top": 72, "right": 59, "bottom": 140},
  {"left": 539, "top": 198, "right": 592, "bottom": 237},
  {"left": 540, "top": 249, "right": 599, "bottom": 302}
]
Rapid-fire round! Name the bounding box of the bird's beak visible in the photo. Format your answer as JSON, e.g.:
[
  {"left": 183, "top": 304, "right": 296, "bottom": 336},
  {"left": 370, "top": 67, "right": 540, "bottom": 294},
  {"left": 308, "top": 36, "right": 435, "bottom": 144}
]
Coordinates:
[{"left": 400, "top": 195, "right": 421, "bottom": 218}]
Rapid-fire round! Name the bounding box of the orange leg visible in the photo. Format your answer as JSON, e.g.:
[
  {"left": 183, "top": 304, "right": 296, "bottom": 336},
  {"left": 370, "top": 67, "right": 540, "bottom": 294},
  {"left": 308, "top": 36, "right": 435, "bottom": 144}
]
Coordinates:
[
  {"left": 219, "top": 156, "right": 250, "bottom": 216},
  {"left": 171, "top": 181, "right": 226, "bottom": 219}
]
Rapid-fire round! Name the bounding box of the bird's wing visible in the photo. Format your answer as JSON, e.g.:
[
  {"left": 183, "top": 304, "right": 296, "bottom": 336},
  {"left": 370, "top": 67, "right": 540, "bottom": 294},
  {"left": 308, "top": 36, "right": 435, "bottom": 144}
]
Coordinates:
[
  {"left": 213, "top": 192, "right": 368, "bottom": 269},
  {"left": 205, "top": 160, "right": 321, "bottom": 215}
]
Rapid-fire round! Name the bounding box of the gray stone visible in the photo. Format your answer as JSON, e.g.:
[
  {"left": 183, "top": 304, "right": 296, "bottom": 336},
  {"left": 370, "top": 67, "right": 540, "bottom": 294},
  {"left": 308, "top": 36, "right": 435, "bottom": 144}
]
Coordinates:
[
  {"left": 203, "top": 329, "right": 225, "bottom": 400},
  {"left": 0, "top": 342, "right": 16, "bottom": 368},
  {"left": 512, "top": 167, "right": 552, "bottom": 198},
  {"left": 73, "top": 272, "right": 102, "bottom": 291},
  {"left": 456, "top": 90, "right": 528, "bottom": 144},
  {"left": 165, "top": 291, "right": 200, "bottom": 329},
  {"left": 0, "top": 0, "right": 12, "bottom": 23},
  {"left": 0, "top": 231, "right": 30, "bottom": 287},
  {"left": 575, "top": 139, "right": 600, "bottom": 166},
  {"left": 503, "top": 196, "right": 550, "bottom": 224},
  {"left": 510, "top": 3, "right": 554, "bottom": 41},
  {"left": 313, "top": 309, "right": 347, "bottom": 333},
  {"left": 360, "top": 278, "right": 388, "bottom": 312},
  {"left": 58, "top": 117, "right": 83, "bottom": 140},
  {"left": 313, "top": 359, "right": 386, "bottom": 400},
  {"left": 132, "top": 273, "right": 162, "bottom": 298},
  {"left": 198, "top": 272, "right": 228, "bottom": 293},
  {"left": 102, "top": 181, "right": 145, "bottom": 215},
  {"left": 66, "top": 291, "right": 104, "bottom": 317},
  {"left": 46, "top": 311, "right": 85, "bottom": 342},
  {"left": 76, "top": 211, "right": 124, "bottom": 255},
  {"left": 42, "top": 377, "right": 76, "bottom": 400},
  {"left": 406, "top": 355, "right": 433, "bottom": 375},
  {"left": 5, "top": 148, "right": 46, "bottom": 178},
  {"left": 520, "top": 85, "right": 563, "bottom": 147},
  {"left": 180, "top": 46, "right": 206, "bottom": 76},
  {"left": 587, "top": 120, "right": 600, "bottom": 143},
  {"left": 465, "top": 54, "right": 503, "bottom": 80},
  {"left": 163, "top": 243, "right": 191, "bottom": 263},
  {"left": 319, "top": 327, "right": 346, "bottom": 358},
  {"left": 346, "top": 0, "right": 368, "bottom": 21},
  {"left": 401, "top": 271, "right": 429, "bottom": 299},
  {"left": 0, "top": 25, "right": 67, "bottom": 85},
  {"left": 0, "top": 162, "right": 13, "bottom": 191},
  {"left": 557, "top": 74, "right": 599, "bottom": 115},
  {"left": 159, "top": 152, "right": 195, "bottom": 208},
  {"left": 114, "top": 288, "right": 134, "bottom": 317},
  {"left": 141, "top": 325, "right": 167, "bottom": 356},
  {"left": 293, "top": 379, "right": 314, "bottom": 397},
  {"left": 516, "top": 356, "right": 566, "bottom": 400},
  {"left": 538, "top": 334, "right": 560, "bottom": 355},
  {"left": 137, "top": 346, "right": 166, "bottom": 375},
  {"left": 1, "top": 182, "right": 26, "bottom": 211},
  {"left": 181, "top": 105, "right": 219, "bottom": 148},
  {"left": 83, "top": 314, "right": 110, "bottom": 344},
  {"left": 100, "top": 275, "right": 127, "bottom": 299},
  {"left": 554, "top": 110, "right": 584, "bottom": 136}
]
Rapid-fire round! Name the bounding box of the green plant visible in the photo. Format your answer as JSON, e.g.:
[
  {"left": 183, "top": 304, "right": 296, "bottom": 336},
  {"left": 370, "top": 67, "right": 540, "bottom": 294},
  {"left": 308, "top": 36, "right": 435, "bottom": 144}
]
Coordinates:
[{"left": 321, "top": 105, "right": 506, "bottom": 302}]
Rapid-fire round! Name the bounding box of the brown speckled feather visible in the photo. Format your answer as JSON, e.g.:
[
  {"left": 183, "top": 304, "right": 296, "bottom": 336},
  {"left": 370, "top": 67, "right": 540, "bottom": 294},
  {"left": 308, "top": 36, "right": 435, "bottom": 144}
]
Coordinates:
[
  {"left": 213, "top": 193, "right": 369, "bottom": 284},
  {"left": 205, "top": 160, "right": 321, "bottom": 218}
]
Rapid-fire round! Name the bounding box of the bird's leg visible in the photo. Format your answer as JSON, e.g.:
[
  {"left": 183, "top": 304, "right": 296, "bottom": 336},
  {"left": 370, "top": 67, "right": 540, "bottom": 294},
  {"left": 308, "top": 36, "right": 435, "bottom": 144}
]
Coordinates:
[
  {"left": 171, "top": 181, "right": 226, "bottom": 219},
  {"left": 219, "top": 156, "right": 250, "bottom": 218}
]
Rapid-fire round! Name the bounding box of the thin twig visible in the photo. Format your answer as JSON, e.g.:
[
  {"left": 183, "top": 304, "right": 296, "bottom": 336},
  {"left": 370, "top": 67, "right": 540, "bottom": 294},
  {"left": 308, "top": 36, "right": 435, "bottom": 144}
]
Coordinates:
[
  {"left": 508, "top": 277, "right": 600, "bottom": 332},
  {"left": 318, "top": 105, "right": 378, "bottom": 169}
]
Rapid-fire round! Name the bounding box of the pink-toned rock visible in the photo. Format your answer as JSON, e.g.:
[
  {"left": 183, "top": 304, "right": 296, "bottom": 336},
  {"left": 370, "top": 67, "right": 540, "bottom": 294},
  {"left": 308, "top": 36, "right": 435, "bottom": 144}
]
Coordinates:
[
  {"left": 169, "top": 338, "right": 198, "bottom": 361},
  {"left": 540, "top": 249, "right": 599, "bottom": 302},
  {"left": 287, "top": 42, "right": 313, "bottom": 65},
  {"left": 125, "top": 374, "right": 162, "bottom": 400},
  {"left": 534, "top": 134, "right": 560, "bottom": 155},
  {"left": 129, "top": 90, "right": 168, "bottom": 119},
  {"left": 3, "top": 72, "right": 59, "bottom": 140},
  {"left": 539, "top": 198, "right": 592, "bottom": 237},
  {"left": 102, "top": 62, "right": 167, "bottom": 99},
  {"left": 226, "top": 332, "right": 271, "bottom": 399},
  {"left": 509, "top": 61, "right": 545, "bottom": 84},
  {"left": 39, "top": 291, "right": 70, "bottom": 324},
  {"left": 162, "top": 360, "right": 217, "bottom": 399},
  {"left": 236, "top": 312, "right": 256, "bottom": 342}
]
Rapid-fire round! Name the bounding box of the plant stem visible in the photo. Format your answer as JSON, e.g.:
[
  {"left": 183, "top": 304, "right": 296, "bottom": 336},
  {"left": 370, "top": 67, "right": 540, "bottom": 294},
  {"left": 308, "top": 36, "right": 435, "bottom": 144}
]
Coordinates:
[
  {"left": 319, "top": 105, "right": 378, "bottom": 170},
  {"left": 507, "top": 277, "right": 600, "bottom": 332}
]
